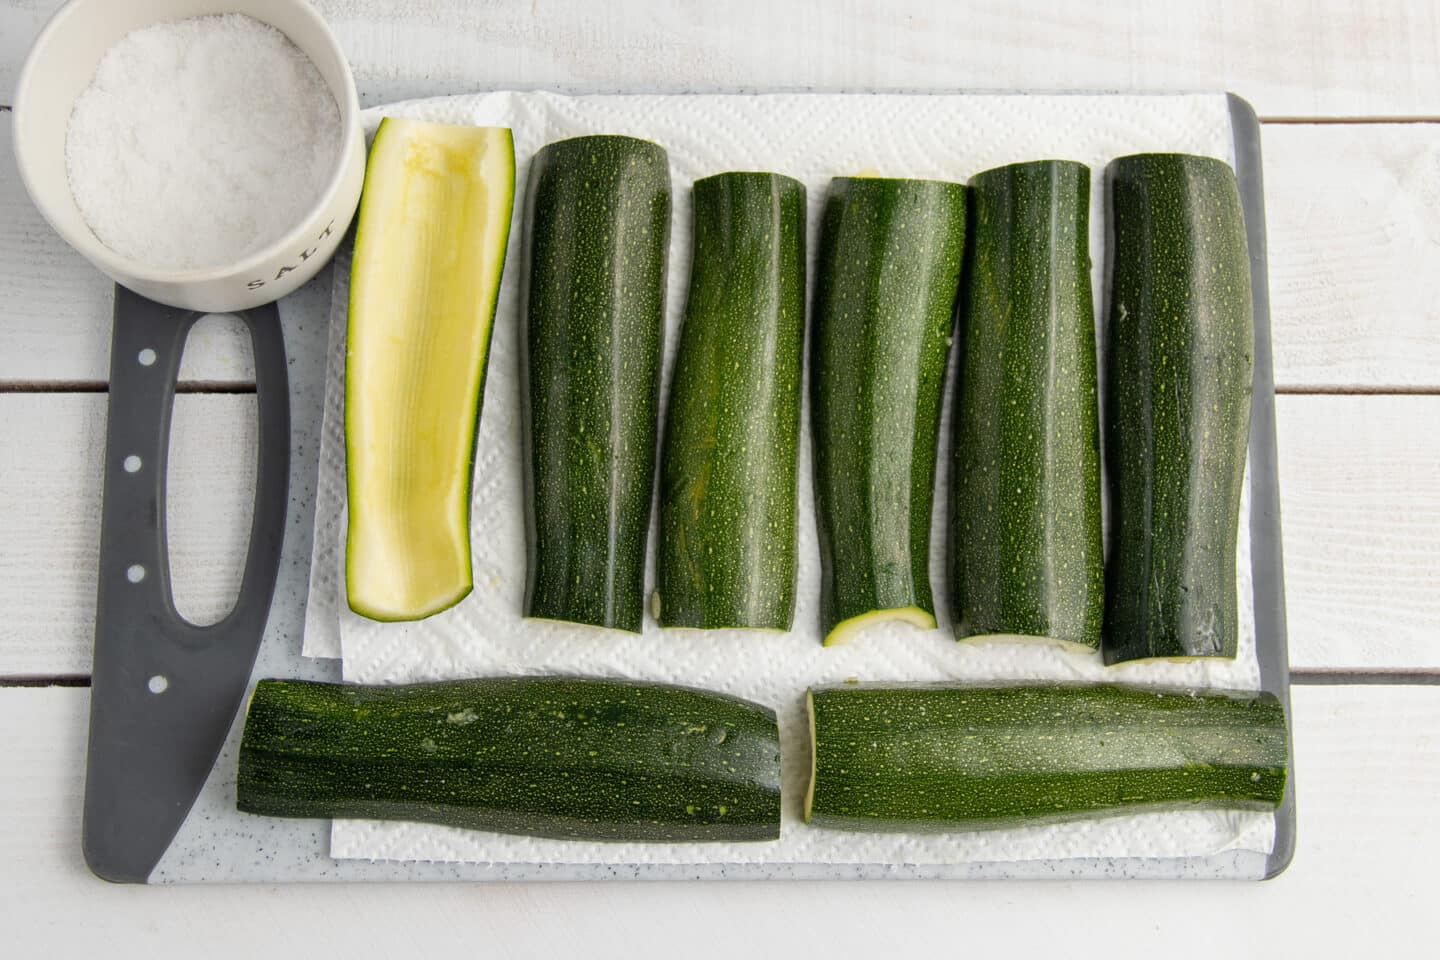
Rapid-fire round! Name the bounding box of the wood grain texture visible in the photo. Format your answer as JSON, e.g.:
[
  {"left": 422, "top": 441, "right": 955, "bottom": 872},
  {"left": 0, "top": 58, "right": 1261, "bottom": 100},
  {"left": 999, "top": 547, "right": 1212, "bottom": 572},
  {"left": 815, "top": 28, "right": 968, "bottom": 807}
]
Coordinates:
[
  {"left": 9, "top": 0, "right": 1437, "bottom": 116},
  {"left": 0, "top": 118, "right": 262, "bottom": 385},
  {"left": 1, "top": 684, "right": 1434, "bottom": 952},
  {"left": 1265, "top": 123, "right": 1440, "bottom": 388},
  {"left": 0, "top": 114, "right": 114, "bottom": 383},
  {"left": 1276, "top": 395, "right": 1440, "bottom": 672},
  {"left": 2, "top": 391, "right": 1435, "bottom": 676},
  {"left": 0, "top": 394, "right": 256, "bottom": 675}
]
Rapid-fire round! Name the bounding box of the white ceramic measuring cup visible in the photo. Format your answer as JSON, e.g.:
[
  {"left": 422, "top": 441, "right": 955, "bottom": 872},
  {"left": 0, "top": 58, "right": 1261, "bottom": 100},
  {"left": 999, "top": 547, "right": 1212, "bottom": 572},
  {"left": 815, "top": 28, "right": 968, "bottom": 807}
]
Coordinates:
[
  {"left": 12, "top": 0, "right": 364, "bottom": 311},
  {"left": 10, "top": 0, "right": 365, "bottom": 883}
]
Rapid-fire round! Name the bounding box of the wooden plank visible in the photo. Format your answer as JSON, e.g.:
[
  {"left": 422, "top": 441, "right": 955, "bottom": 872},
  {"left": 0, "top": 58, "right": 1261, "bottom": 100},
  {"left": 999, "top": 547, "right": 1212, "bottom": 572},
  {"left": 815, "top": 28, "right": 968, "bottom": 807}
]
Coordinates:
[
  {"left": 1276, "top": 395, "right": 1440, "bottom": 672},
  {"left": 0, "top": 118, "right": 259, "bottom": 385},
  {"left": 1265, "top": 123, "right": 1440, "bottom": 388},
  {"left": 0, "top": 393, "right": 256, "bottom": 675},
  {"left": 0, "top": 683, "right": 1433, "bottom": 953},
  {"left": 2, "top": 391, "right": 1435, "bottom": 676},
  {"left": 6, "top": 0, "right": 1440, "bottom": 117},
  {"left": 0, "top": 111, "right": 116, "bottom": 383},
  {"left": 5, "top": 115, "right": 1440, "bottom": 388}
]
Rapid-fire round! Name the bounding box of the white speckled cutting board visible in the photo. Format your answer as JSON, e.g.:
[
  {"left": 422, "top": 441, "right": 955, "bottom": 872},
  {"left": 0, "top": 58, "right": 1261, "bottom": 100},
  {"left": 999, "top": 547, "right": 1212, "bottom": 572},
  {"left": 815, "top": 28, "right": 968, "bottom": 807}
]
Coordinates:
[{"left": 291, "top": 91, "right": 1285, "bottom": 879}]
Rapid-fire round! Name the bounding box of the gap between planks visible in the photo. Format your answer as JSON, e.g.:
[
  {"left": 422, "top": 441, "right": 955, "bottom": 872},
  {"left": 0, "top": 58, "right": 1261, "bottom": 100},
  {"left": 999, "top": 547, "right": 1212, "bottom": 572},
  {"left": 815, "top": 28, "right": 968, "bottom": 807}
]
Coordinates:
[
  {"left": 2, "top": 102, "right": 1439, "bottom": 122},
  {"left": 7, "top": 384, "right": 1435, "bottom": 398},
  {"left": 0, "top": 675, "right": 88, "bottom": 688},
  {"left": 1274, "top": 385, "right": 1440, "bottom": 396},
  {"left": 1261, "top": 116, "right": 1440, "bottom": 125},
  {"left": 1292, "top": 669, "right": 1440, "bottom": 685},
  {"left": 0, "top": 381, "right": 257, "bottom": 394},
  {"left": 6, "top": 670, "right": 1439, "bottom": 689}
]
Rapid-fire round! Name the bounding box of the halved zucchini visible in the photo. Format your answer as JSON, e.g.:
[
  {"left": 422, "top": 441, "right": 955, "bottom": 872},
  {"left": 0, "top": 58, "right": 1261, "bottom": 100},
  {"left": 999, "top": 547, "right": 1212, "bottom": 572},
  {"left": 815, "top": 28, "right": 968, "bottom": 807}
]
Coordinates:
[
  {"left": 238, "top": 676, "right": 783, "bottom": 842},
  {"left": 805, "top": 682, "right": 1287, "bottom": 831},
  {"left": 345, "top": 119, "right": 516, "bottom": 621},
  {"left": 1103, "top": 153, "right": 1253, "bottom": 663},
  {"left": 520, "top": 135, "right": 672, "bottom": 632},
  {"left": 656, "top": 171, "right": 807, "bottom": 630},
  {"left": 809, "top": 176, "right": 968, "bottom": 645}
]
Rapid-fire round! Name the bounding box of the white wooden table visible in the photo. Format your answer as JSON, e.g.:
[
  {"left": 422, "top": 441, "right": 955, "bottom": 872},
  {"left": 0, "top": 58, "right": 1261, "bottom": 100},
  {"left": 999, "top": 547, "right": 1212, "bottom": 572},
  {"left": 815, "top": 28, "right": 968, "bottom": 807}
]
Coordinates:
[{"left": 3, "top": 0, "right": 1437, "bottom": 953}]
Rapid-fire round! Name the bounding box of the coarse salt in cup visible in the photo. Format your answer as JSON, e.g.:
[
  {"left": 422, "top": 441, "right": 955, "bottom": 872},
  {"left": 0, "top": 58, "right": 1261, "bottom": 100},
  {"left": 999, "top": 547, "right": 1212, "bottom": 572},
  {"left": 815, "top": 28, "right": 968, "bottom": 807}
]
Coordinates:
[{"left": 12, "top": 0, "right": 365, "bottom": 312}]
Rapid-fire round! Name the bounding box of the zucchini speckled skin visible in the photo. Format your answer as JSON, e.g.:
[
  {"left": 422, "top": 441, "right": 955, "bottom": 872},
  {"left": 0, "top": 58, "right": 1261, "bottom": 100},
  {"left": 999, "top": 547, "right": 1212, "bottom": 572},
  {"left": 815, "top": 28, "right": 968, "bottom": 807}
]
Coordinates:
[
  {"left": 805, "top": 682, "right": 1287, "bottom": 831},
  {"left": 951, "top": 160, "right": 1103, "bottom": 650},
  {"left": 810, "top": 176, "right": 968, "bottom": 646},
  {"left": 521, "top": 136, "right": 671, "bottom": 633},
  {"left": 238, "top": 677, "right": 783, "bottom": 843},
  {"left": 657, "top": 172, "right": 807, "bottom": 629},
  {"left": 1104, "top": 153, "right": 1253, "bottom": 664}
]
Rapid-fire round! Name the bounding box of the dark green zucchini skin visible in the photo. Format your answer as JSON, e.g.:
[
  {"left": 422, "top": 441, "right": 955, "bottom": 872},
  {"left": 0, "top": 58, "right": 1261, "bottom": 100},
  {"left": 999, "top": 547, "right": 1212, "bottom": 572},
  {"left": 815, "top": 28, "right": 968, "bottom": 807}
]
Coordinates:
[
  {"left": 806, "top": 682, "right": 1287, "bottom": 832},
  {"left": 1104, "top": 153, "right": 1253, "bottom": 664},
  {"left": 238, "top": 677, "right": 782, "bottom": 843},
  {"left": 810, "top": 176, "right": 968, "bottom": 644},
  {"left": 521, "top": 136, "right": 672, "bottom": 633},
  {"left": 951, "top": 160, "right": 1103, "bottom": 650},
  {"left": 657, "top": 172, "right": 807, "bottom": 630}
]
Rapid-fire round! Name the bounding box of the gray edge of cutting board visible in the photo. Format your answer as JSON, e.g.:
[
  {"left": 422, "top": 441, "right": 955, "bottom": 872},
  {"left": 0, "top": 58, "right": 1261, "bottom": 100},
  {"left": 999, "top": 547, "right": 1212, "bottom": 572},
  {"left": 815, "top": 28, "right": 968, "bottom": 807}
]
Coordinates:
[{"left": 149, "top": 91, "right": 1292, "bottom": 883}]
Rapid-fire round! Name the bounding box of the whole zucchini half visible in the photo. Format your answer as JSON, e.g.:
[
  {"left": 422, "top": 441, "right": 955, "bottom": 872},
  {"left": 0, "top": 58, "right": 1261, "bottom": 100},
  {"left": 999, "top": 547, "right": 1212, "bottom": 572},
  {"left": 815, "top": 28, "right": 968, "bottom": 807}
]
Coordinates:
[
  {"left": 521, "top": 135, "right": 672, "bottom": 633},
  {"left": 810, "top": 176, "right": 968, "bottom": 646},
  {"left": 656, "top": 171, "right": 807, "bottom": 630},
  {"left": 805, "top": 682, "right": 1287, "bottom": 832},
  {"left": 1103, "top": 153, "right": 1253, "bottom": 664},
  {"left": 238, "top": 677, "right": 783, "bottom": 843},
  {"left": 950, "top": 159, "right": 1103, "bottom": 650},
  {"left": 345, "top": 119, "right": 516, "bottom": 622}
]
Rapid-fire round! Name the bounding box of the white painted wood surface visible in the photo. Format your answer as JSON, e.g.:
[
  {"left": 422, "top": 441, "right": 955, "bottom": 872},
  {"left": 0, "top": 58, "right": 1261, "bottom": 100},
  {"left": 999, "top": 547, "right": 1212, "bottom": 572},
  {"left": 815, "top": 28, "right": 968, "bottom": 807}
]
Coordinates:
[
  {"left": 6, "top": 117, "right": 1440, "bottom": 388},
  {"left": 1265, "top": 123, "right": 1440, "bottom": 390},
  {"left": 2, "top": 0, "right": 1437, "bottom": 953},
  {"left": 6, "top": 0, "right": 1440, "bottom": 117},
  {"left": 0, "top": 393, "right": 258, "bottom": 674},
  {"left": 0, "top": 120, "right": 261, "bottom": 385},
  {"left": 5, "top": 391, "right": 1438, "bottom": 676},
  {"left": 1276, "top": 396, "right": 1440, "bottom": 673},
  {"left": 2, "top": 684, "right": 1435, "bottom": 955}
]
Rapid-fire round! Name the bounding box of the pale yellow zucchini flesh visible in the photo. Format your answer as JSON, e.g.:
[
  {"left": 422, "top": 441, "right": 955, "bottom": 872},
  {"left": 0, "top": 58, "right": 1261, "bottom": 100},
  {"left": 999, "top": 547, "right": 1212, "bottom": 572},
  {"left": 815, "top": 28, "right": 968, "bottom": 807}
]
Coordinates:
[
  {"left": 345, "top": 118, "right": 515, "bottom": 621},
  {"left": 822, "top": 607, "right": 936, "bottom": 647}
]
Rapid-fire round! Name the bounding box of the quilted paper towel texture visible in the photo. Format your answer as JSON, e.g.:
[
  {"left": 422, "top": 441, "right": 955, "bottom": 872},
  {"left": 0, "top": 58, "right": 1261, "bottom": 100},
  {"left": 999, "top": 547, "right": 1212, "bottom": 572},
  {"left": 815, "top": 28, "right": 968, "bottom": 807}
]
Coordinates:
[{"left": 302, "top": 92, "right": 1272, "bottom": 866}]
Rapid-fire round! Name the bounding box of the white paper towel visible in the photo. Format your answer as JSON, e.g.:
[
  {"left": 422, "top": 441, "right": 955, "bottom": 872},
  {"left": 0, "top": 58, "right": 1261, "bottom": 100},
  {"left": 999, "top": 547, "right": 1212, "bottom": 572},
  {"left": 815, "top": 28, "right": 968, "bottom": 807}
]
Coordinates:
[{"left": 302, "top": 91, "right": 1273, "bottom": 866}]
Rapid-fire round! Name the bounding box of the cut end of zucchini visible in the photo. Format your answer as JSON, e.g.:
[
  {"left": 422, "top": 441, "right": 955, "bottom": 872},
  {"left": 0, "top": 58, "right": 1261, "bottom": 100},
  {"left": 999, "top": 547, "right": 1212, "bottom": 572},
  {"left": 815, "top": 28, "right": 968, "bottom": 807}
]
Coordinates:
[
  {"left": 954, "top": 630, "right": 1099, "bottom": 656},
  {"left": 347, "top": 580, "right": 473, "bottom": 623},
  {"left": 968, "top": 157, "right": 1091, "bottom": 186},
  {"left": 344, "top": 119, "right": 516, "bottom": 622},
  {"left": 659, "top": 623, "right": 789, "bottom": 636},
  {"left": 1105, "top": 652, "right": 1240, "bottom": 668},
  {"left": 521, "top": 615, "right": 643, "bottom": 637},
  {"left": 1112, "top": 151, "right": 1236, "bottom": 175},
  {"left": 804, "top": 688, "right": 818, "bottom": 824},
  {"left": 823, "top": 607, "right": 937, "bottom": 647}
]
